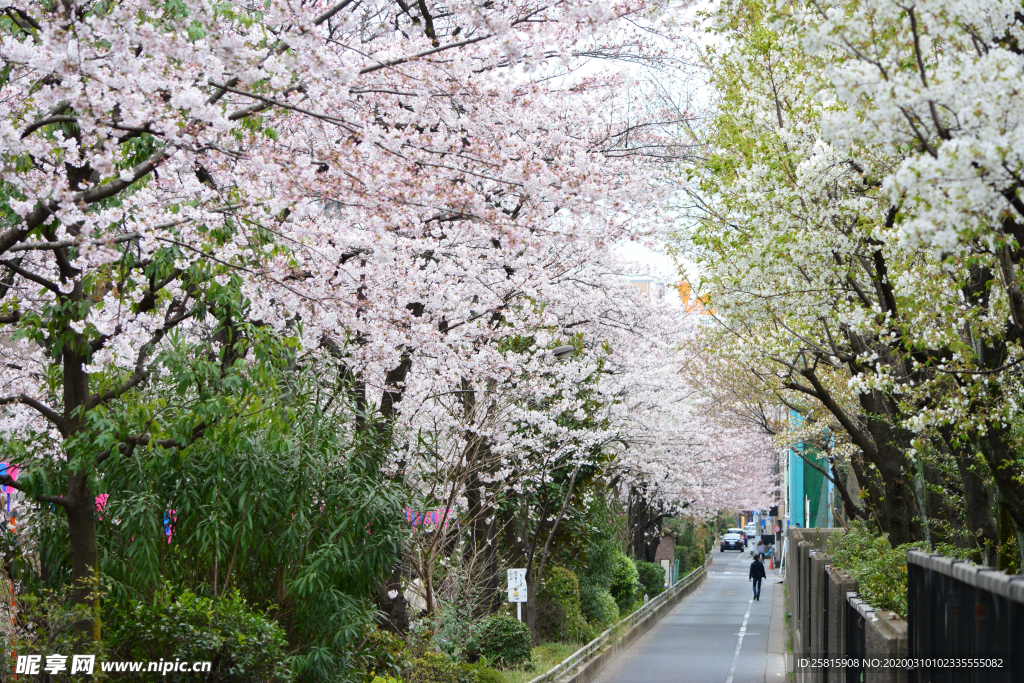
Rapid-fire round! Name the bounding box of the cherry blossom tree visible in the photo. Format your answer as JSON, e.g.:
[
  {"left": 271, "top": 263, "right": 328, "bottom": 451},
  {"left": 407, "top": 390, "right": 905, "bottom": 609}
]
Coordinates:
[
  {"left": 1, "top": 0, "right": 714, "bottom": 639},
  {"left": 796, "top": 0, "right": 1024, "bottom": 565},
  {"left": 682, "top": 0, "right": 1024, "bottom": 563}
]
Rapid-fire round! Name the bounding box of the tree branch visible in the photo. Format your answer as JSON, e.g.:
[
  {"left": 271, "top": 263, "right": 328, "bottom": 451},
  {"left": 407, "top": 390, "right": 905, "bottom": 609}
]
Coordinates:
[
  {"left": 125, "top": 420, "right": 209, "bottom": 451},
  {"left": 313, "top": 0, "right": 357, "bottom": 26},
  {"left": 2, "top": 147, "right": 170, "bottom": 254},
  {"left": 9, "top": 231, "right": 140, "bottom": 253},
  {"left": 797, "top": 368, "right": 879, "bottom": 462},
  {"left": 0, "top": 258, "right": 61, "bottom": 294},
  {"left": 0, "top": 475, "right": 71, "bottom": 508},
  {"left": 20, "top": 115, "right": 78, "bottom": 139},
  {"left": 0, "top": 394, "right": 68, "bottom": 434}
]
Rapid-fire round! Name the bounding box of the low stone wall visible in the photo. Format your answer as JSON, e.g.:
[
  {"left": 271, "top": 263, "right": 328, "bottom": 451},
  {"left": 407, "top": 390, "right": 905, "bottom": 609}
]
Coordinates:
[
  {"left": 864, "top": 608, "right": 907, "bottom": 683},
  {"left": 786, "top": 528, "right": 908, "bottom": 683},
  {"left": 826, "top": 569, "right": 857, "bottom": 683},
  {"left": 786, "top": 528, "right": 835, "bottom": 683}
]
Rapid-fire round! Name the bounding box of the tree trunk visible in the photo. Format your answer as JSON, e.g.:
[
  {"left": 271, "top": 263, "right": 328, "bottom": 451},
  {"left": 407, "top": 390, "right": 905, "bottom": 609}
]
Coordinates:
[
  {"left": 996, "top": 503, "right": 1016, "bottom": 572},
  {"left": 940, "top": 429, "right": 997, "bottom": 565},
  {"left": 524, "top": 568, "right": 538, "bottom": 642},
  {"left": 858, "top": 393, "right": 921, "bottom": 546},
  {"left": 64, "top": 342, "right": 99, "bottom": 639},
  {"left": 797, "top": 370, "right": 923, "bottom": 545},
  {"left": 976, "top": 425, "right": 1024, "bottom": 570},
  {"left": 376, "top": 563, "right": 411, "bottom": 633},
  {"left": 66, "top": 472, "right": 99, "bottom": 638}
]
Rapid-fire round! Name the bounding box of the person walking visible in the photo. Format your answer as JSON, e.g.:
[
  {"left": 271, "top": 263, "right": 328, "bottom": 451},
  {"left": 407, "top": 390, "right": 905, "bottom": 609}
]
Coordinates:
[{"left": 749, "top": 553, "right": 766, "bottom": 601}]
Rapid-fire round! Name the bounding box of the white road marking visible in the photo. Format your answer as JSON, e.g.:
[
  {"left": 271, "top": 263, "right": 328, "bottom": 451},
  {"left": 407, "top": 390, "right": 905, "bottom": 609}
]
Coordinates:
[{"left": 724, "top": 597, "right": 753, "bottom": 683}]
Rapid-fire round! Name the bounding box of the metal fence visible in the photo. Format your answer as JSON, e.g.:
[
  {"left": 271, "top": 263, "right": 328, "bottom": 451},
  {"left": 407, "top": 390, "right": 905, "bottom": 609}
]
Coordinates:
[
  {"left": 527, "top": 553, "right": 712, "bottom": 683},
  {"left": 844, "top": 594, "right": 870, "bottom": 683},
  {"left": 906, "top": 550, "right": 1024, "bottom": 683}
]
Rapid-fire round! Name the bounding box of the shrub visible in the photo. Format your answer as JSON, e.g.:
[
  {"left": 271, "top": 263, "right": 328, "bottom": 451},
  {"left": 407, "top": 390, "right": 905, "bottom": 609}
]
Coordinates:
[
  {"left": 463, "top": 663, "right": 504, "bottom": 683},
  {"left": 108, "top": 586, "right": 290, "bottom": 682},
  {"left": 406, "top": 652, "right": 485, "bottom": 683},
  {"left": 609, "top": 555, "right": 640, "bottom": 614},
  {"left": 634, "top": 560, "right": 665, "bottom": 598},
  {"left": 411, "top": 652, "right": 488, "bottom": 683},
  {"left": 8, "top": 586, "right": 106, "bottom": 669},
  {"left": 407, "top": 652, "right": 456, "bottom": 683},
  {"left": 827, "top": 521, "right": 973, "bottom": 617},
  {"left": 537, "top": 567, "right": 589, "bottom": 643},
  {"left": 579, "top": 585, "right": 618, "bottom": 629},
  {"left": 472, "top": 615, "right": 532, "bottom": 669},
  {"left": 577, "top": 537, "right": 618, "bottom": 591},
  {"left": 358, "top": 627, "right": 412, "bottom": 682},
  {"left": 575, "top": 536, "right": 621, "bottom": 629},
  {"left": 669, "top": 518, "right": 712, "bottom": 575}
]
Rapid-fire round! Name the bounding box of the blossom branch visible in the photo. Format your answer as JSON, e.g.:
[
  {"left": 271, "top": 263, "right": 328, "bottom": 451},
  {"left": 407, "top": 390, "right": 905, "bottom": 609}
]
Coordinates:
[{"left": 0, "top": 394, "right": 68, "bottom": 434}]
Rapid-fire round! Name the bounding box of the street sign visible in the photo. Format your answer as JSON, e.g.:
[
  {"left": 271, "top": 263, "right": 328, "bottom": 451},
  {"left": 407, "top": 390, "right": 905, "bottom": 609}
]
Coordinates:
[
  {"left": 507, "top": 568, "right": 527, "bottom": 602},
  {"left": 774, "top": 525, "right": 781, "bottom": 533},
  {"left": 507, "top": 568, "right": 527, "bottom": 621}
]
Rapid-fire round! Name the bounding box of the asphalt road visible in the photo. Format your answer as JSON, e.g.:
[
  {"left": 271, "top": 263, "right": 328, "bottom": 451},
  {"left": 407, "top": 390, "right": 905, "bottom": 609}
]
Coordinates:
[{"left": 593, "top": 549, "right": 784, "bottom": 683}]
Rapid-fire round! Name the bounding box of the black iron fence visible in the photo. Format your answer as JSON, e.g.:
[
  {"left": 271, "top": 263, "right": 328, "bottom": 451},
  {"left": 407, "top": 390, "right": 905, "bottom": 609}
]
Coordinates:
[
  {"left": 844, "top": 595, "right": 869, "bottom": 683},
  {"left": 787, "top": 531, "right": 1024, "bottom": 683},
  {"left": 906, "top": 550, "right": 1024, "bottom": 683}
]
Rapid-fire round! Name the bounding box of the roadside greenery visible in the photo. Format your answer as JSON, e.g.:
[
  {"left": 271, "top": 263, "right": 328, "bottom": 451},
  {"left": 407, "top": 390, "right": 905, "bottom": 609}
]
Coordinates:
[
  {"left": 635, "top": 561, "right": 665, "bottom": 599},
  {"left": 609, "top": 556, "right": 641, "bottom": 615},
  {"left": 537, "top": 568, "right": 589, "bottom": 643},
  {"left": 108, "top": 587, "right": 291, "bottom": 682},
  {"left": 827, "top": 523, "right": 974, "bottom": 617}
]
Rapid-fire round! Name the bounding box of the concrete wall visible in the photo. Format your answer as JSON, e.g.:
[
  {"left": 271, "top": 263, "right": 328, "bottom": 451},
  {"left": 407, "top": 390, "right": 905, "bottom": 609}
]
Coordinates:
[
  {"left": 864, "top": 609, "right": 907, "bottom": 683},
  {"left": 826, "top": 569, "right": 858, "bottom": 683},
  {"left": 786, "top": 528, "right": 835, "bottom": 683},
  {"left": 786, "top": 529, "right": 909, "bottom": 683}
]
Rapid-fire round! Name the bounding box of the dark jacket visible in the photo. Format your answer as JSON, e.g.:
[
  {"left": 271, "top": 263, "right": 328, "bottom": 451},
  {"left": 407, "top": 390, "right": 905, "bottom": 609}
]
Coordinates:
[{"left": 749, "top": 559, "right": 766, "bottom": 580}]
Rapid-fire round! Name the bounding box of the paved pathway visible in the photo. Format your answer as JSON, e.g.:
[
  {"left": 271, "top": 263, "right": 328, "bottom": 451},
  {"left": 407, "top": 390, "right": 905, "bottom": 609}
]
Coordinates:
[{"left": 594, "top": 550, "right": 787, "bottom": 683}]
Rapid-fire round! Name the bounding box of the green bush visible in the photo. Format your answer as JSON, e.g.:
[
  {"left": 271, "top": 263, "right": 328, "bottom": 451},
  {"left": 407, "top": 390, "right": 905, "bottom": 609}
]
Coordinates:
[
  {"left": 575, "top": 535, "right": 621, "bottom": 629},
  {"left": 634, "top": 560, "right": 665, "bottom": 598},
  {"left": 537, "top": 567, "right": 589, "bottom": 643},
  {"left": 577, "top": 537, "right": 617, "bottom": 589},
  {"left": 406, "top": 652, "right": 483, "bottom": 683},
  {"left": 668, "top": 518, "right": 713, "bottom": 575},
  {"left": 108, "top": 586, "right": 290, "bottom": 682},
  {"left": 8, "top": 587, "right": 106, "bottom": 670},
  {"left": 609, "top": 555, "right": 640, "bottom": 614},
  {"left": 579, "top": 584, "right": 618, "bottom": 629},
  {"left": 463, "top": 663, "right": 504, "bottom": 683},
  {"left": 827, "top": 521, "right": 973, "bottom": 618},
  {"left": 358, "top": 627, "right": 412, "bottom": 682},
  {"left": 472, "top": 615, "right": 532, "bottom": 669}
]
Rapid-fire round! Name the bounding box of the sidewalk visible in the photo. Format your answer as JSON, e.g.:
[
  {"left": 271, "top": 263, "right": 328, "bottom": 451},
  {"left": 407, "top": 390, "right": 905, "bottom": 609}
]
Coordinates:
[{"left": 766, "top": 571, "right": 787, "bottom": 681}]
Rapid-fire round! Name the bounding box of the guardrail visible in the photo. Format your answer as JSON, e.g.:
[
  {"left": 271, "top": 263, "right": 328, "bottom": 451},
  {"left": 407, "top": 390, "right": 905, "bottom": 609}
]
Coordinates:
[{"left": 527, "top": 552, "right": 712, "bottom": 683}]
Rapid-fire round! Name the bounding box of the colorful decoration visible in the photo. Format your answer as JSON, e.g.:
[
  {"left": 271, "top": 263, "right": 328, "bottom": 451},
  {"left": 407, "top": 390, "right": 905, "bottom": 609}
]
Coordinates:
[{"left": 404, "top": 507, "right": 457, "bottom": 529}]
